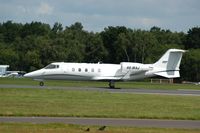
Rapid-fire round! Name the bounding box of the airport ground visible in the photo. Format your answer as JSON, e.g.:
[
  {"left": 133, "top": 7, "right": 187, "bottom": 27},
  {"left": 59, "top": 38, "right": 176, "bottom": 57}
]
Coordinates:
[
  {"left": 0, "top": 77, "right": 200, "bottom": 90},
  {"left": 0, "top": 123, "right": 200, "bottom": 133},
  {"left": 0, "top": 78, "right": 199, "bottom": 133}
]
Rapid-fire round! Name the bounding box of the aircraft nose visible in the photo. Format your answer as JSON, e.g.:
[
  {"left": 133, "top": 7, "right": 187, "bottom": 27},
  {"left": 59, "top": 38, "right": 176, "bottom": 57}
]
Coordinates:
[
  {"left": 24, "top": 72, "right": 33, "bottom": 78},
  {"left": 24, "top": 70, "right": 43, "bottom": 78}
]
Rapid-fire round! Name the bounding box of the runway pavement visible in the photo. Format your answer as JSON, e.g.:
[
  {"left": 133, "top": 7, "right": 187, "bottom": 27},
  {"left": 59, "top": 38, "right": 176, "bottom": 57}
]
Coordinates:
[
  {"left": 0, "top": 117, "right": 200, "bottom": 129},
  {"left": 0, "top": 84, "right": 200, "bottom": 96}
]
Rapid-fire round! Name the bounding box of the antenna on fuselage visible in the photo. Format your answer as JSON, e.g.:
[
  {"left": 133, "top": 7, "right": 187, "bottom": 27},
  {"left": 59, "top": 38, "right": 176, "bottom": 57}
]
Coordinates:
[{"left": 98, "top": 61, "right": 102, "bottom": 64}]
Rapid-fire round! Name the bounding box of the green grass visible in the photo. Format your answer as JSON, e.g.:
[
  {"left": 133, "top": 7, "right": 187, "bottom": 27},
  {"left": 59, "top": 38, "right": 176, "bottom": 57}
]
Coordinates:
[
  {"left": 0, "top": 88, "right": 199, "bottom": 120},
  {"left": 0, "top": 123, "right": 199, "bottom": 133},
  {"left": 0, "top": 77, "right": 200, "bottom": 90}
]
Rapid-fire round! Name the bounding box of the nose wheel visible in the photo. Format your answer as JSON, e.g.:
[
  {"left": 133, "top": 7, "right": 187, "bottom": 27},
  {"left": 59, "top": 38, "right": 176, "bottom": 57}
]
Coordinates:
[
  {"left": 39, "top": 81, "right": 44, "bottom": 86},
  {"left": 109, "top": 81, "right": 115, "bottom": 88}
]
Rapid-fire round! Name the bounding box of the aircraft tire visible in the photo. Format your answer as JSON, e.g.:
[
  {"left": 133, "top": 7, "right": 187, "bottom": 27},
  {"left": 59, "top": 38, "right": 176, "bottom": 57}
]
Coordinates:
[
  {"left": 39, "top": 81, "right": 44, "bottom": 86},
  {"left": 109, "top": 81, "right": 115, "bottom": 88}
]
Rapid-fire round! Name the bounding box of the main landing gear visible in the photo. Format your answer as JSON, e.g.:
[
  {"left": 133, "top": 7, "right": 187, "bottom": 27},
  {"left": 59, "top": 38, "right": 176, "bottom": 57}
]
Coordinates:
[
  {"left": 109, "top": 81, "right": 115, "bottom": 88},
  {"left": 39, "top": 81, "right": 44, "bottom": 86}
]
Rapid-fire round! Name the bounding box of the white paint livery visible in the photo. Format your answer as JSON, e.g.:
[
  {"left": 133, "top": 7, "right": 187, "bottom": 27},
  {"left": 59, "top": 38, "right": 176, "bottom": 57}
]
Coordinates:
[{"left": 24, "top": 49, "right": 185, "bottom": 88}]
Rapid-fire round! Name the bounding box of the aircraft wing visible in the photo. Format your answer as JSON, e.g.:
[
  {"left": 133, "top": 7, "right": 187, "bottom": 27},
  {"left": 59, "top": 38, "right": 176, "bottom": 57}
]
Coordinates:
[
  {"left": 92, "top": 76, "right": 122, "bottom": 81},
  {"left": 122, "top": 70, "right": 148, "bottom": 79}
]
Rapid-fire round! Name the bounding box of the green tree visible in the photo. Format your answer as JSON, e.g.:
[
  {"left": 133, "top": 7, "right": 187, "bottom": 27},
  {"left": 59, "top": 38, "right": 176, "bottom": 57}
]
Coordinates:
[
  {"left": 181, "top": 49, "right": 200, "bottom": 82},
  {"left": 184, "top": 27, "right": 200, "bottom": 49},
  {"left": 0, "top": 21, "right": 22, "bottom": 43},
  {"left": 114, "top": 32, "right": 132, "bottom": 62},
  {"left": 66, "top": 40, "right": 85, "bottom": 62},
  {"left": 21, "top": 22, "right": 51, "bottom": 38},
  {"left": 63, "top": 22, "right": 87, "bottom": 62},
  {"left": 52, "top": 22, "right": 63, "bottom": 33},
  {"left": 0, "top": 48, "right": 19, "bottom": 70},
  {"left": 25, "top": 50, "right": 42, "bottom": 71},
  {"left": 84, "top": 33, "right": 108, "bottom": 62},
  {"left": 67, "top": 22, "right": 83, "bottom": 31},
  {"left": 150, "top": 26, "right": 185, "bottom": 46},
  {"left": 100, "top": 26, "right": 128, "bottom": 63}
]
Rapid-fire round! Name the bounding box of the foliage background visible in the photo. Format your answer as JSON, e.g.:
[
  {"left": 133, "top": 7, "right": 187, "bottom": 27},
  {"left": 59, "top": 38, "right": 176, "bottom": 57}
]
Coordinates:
[{"left": 0, "top": 21, "right": 199, "bottom": 81}]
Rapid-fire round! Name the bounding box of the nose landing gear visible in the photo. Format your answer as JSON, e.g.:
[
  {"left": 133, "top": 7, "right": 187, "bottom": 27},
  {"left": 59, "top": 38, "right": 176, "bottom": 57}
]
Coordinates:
[{"left": 39, "top": 81, "right": 44, "bottom": 86}]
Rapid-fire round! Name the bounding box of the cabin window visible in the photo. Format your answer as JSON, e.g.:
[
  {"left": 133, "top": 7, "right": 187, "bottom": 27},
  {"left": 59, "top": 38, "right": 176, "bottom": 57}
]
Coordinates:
[
  {"left": 127, "top": 66, "right": 131, "bottom": 69},
  {"left": 45, "top": 64, "right": 58, "bottom": 69},
  {"left": 78, "top": 68, "right": 81, "bottom": 72},
  {"left": 98, "top": 68, "right": 101, "bottom": 73},
  {"left": 91, "top": 68, "right": 94, "bottom": 72},
  {"left": 85, "top": 68, "right": 88, "bottom": 72},
  {"left": 72, "top": 68, "right": 75, "bottom": 72}
]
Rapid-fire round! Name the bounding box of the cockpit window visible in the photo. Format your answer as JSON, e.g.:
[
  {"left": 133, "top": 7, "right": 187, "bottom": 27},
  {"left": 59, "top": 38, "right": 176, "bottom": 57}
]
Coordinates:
[{"left": 45, "top": 64, "right": 59, "bottom": 69}]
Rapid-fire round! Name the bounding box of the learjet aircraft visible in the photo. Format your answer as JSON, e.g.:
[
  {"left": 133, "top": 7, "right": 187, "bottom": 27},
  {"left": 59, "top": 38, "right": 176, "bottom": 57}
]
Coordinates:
[{"left": 24, "top": 49, "right": 185, "bottom": 88}]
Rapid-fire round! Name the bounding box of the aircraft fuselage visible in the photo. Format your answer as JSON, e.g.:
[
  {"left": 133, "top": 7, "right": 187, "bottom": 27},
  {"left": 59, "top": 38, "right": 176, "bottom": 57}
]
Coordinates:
[{"left": 24, "top": 49, "right": 185, "bottom": 88}]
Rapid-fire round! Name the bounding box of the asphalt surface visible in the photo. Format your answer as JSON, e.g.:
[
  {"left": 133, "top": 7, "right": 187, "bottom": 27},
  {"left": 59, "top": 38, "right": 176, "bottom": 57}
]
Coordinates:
[
  {"left": 0, "top": 84, "right": 200, "bottom": 96},
  {"left": 0, "top": 117, "right": 200, "bottom": 129}
]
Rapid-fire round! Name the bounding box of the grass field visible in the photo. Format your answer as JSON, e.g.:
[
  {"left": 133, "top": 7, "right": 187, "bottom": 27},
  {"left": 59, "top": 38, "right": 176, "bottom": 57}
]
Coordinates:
[
  {"left": 0, "top": 88, "right": 199, "bottom": 120},
  {"left": 0, "top": 78, "right": 199, "bottom": 132},
  {"left": 0, "top": 123, "right": 200, "bottom": 133},
  {"left": 0, "top": 77, "right": 200, "bottom": 90}
]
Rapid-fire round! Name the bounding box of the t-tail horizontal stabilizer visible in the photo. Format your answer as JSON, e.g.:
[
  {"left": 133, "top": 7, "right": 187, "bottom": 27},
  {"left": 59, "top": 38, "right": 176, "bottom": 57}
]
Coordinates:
[
  {"left": 153, "top": 49, "right": 185, "bottom": 78},
  {"left": 154, "top": 70, "right": 180, "bottom": 78}
]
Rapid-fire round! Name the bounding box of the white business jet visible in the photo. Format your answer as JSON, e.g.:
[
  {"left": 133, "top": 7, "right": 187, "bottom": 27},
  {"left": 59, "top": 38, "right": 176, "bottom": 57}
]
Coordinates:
[{"left": 24, "top": 49, "right": 185, "bottom": 88}]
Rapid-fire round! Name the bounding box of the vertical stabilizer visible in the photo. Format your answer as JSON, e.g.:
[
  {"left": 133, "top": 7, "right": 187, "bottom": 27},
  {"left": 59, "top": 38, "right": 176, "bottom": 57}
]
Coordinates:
[{"left": 153, "top": 49, "right": 185, "bottom": 78}]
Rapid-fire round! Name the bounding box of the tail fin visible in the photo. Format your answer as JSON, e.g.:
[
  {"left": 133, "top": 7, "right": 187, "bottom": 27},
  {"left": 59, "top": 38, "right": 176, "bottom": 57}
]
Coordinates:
[{"left": 153, "top": 49, "right": 185, "bottom": 78}]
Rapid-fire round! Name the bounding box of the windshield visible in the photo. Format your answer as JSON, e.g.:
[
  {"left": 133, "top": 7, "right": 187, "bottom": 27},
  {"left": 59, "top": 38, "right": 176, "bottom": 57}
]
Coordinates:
[{"left": 45, "top": 64, "right": 59, "bottom": 69}]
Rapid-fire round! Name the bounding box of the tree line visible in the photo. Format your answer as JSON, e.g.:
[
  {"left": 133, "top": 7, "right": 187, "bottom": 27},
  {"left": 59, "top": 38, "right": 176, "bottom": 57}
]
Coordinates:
[{"left": 0, "top": 21, "right": 199, "bottom": 81}]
